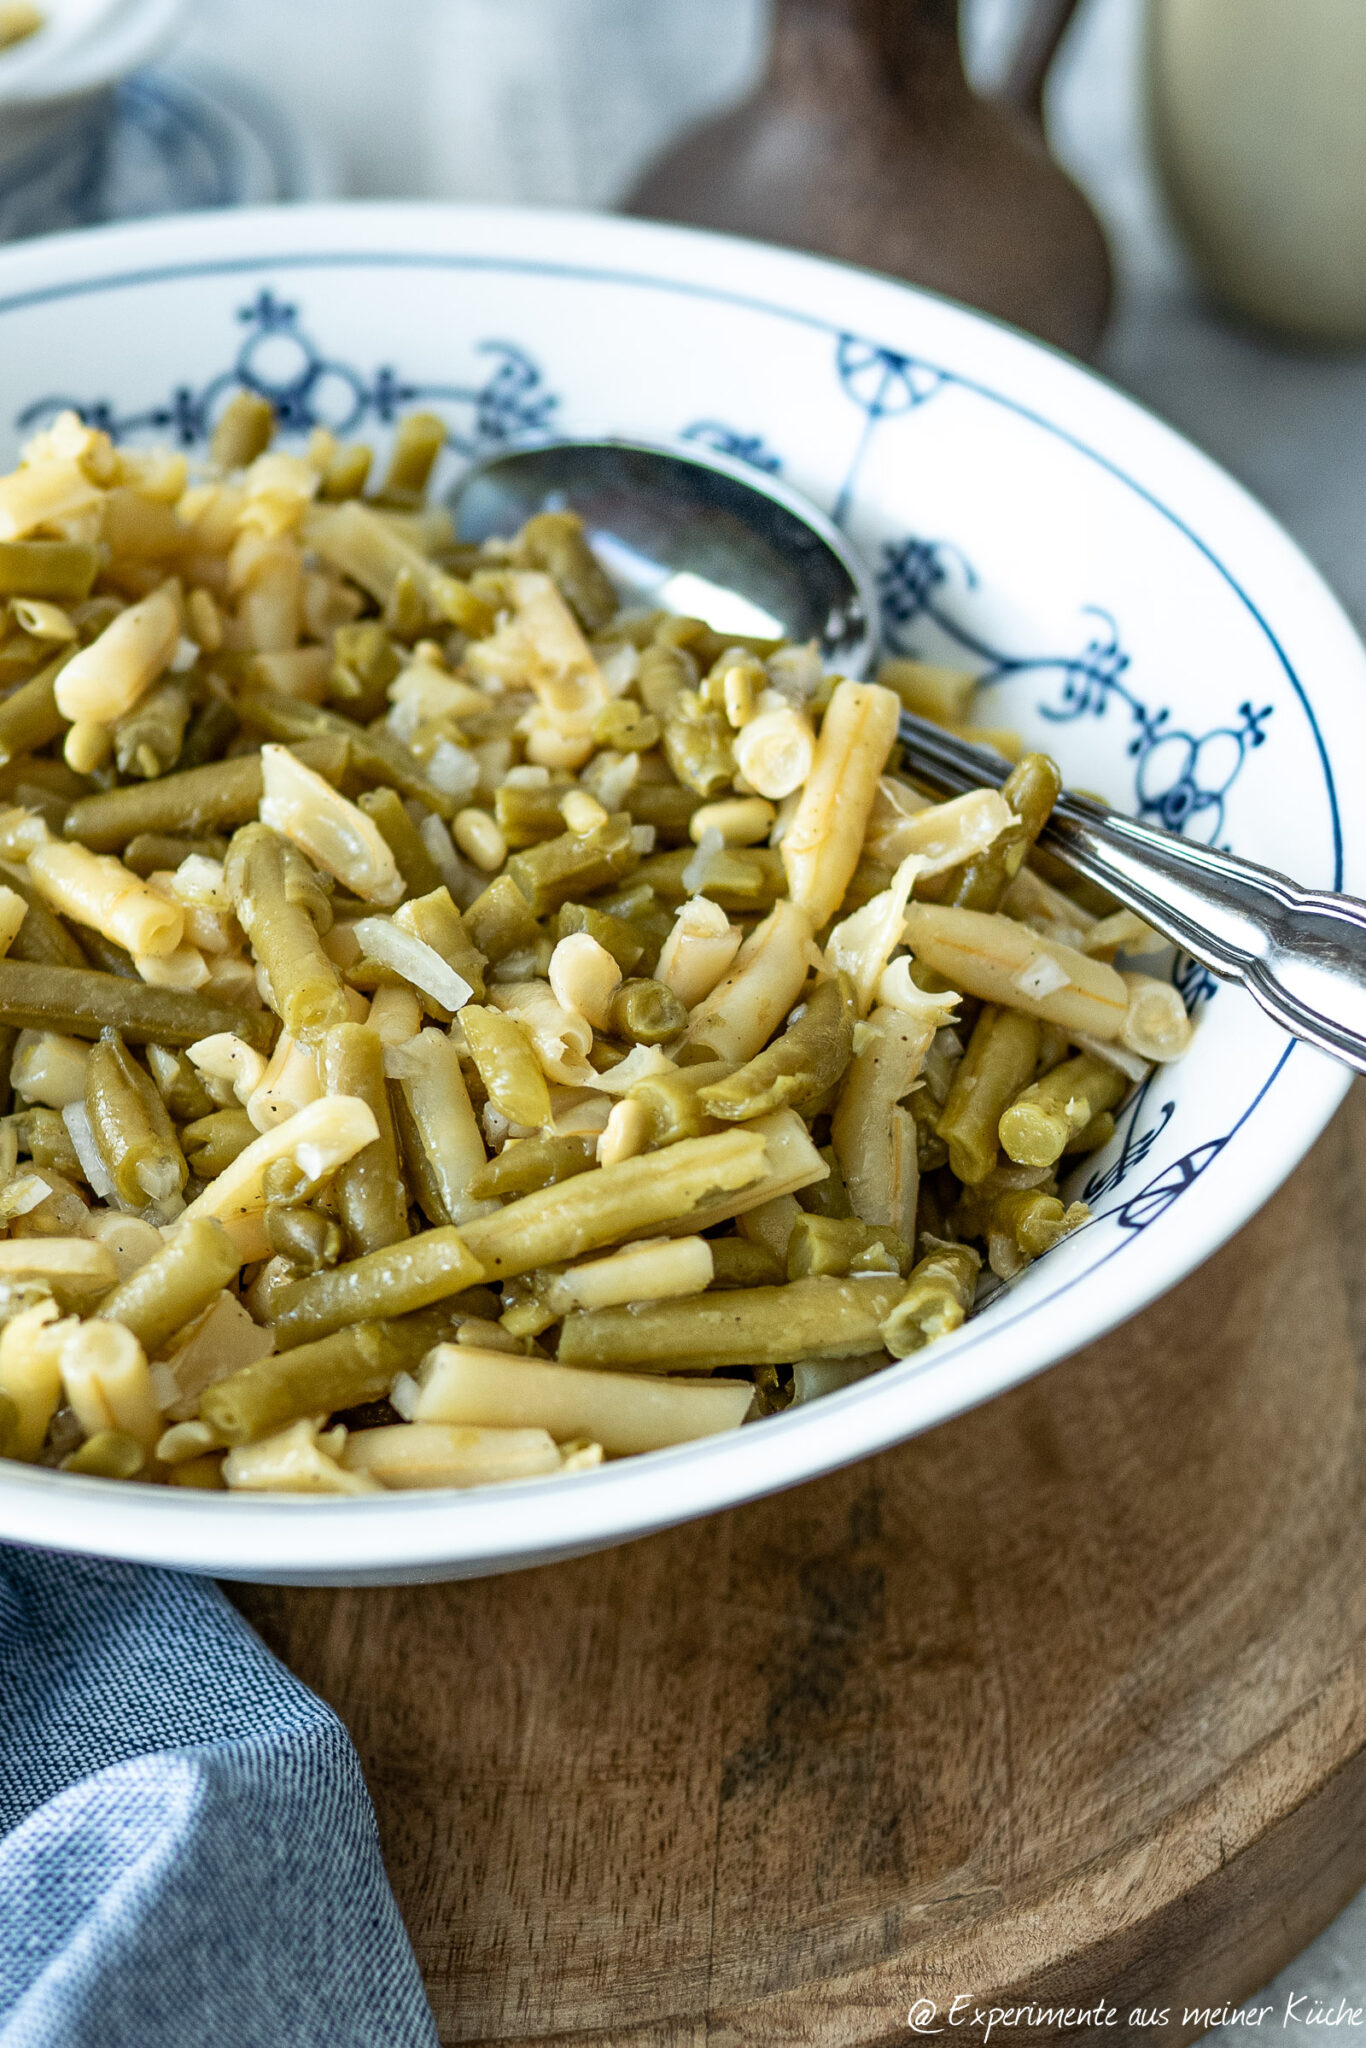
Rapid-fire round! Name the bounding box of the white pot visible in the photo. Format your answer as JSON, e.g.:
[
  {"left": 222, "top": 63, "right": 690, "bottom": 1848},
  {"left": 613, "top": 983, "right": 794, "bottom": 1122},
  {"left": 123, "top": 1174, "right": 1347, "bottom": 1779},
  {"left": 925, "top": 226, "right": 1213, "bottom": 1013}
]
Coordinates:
[{"left": 1149, "top": 0, "right": 1366, "bottom": 342}]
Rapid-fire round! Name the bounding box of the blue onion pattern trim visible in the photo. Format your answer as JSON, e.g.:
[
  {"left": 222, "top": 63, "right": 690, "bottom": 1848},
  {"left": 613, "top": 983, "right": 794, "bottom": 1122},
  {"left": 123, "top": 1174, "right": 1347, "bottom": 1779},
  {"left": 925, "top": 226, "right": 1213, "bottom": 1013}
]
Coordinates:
[
  {"left": 877, "top": 533, "right": 1274, "bottom": 845},
  {"left": 833, "top": 334, "right": 947, "bottom": 523},
  {"left": 681, "top": 421, "right": 783, "bottom": 473},
  {"left": 3, "top": 276, "right": 1302, "bottom": 1253},
  {"left": 16, "top": 287, "right": 559, "bottom": 456}
]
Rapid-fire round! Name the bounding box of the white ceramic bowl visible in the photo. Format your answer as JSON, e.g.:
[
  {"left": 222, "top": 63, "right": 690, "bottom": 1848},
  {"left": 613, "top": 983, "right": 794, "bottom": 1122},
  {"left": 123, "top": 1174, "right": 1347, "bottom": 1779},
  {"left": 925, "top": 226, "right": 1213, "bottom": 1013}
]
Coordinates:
[
  {"left": 0, "top": 202, "right": 1359, "bottom": 1584},
  {"left": 0, "top": 0, "right": 186, "bottom": 229}
]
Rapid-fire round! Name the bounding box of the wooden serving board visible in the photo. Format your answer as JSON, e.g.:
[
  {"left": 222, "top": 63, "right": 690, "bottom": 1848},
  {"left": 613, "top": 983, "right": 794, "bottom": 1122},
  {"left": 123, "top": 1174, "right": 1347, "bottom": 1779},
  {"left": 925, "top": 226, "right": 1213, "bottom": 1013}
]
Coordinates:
[{"left": 233, "top": 1083, "right": 1366, "bottom": 2047}]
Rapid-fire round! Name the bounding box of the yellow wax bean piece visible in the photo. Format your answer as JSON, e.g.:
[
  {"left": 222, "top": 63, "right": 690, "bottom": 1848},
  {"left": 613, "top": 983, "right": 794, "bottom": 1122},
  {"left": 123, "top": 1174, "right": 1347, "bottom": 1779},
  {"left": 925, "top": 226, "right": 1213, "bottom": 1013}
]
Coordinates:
[
  {"left": 179, "top": 1095, "right": 380, "bottom": 1226},
  {"left": 781, "top": 680, "right": 900, "bottom": 925},
  {"left": 903, "top": 903, "right": 1128, "bottom": 1038},
  {"left": 54, "top": 582, "right": 182, "bottom": 725},
  {"left": 340, "top": 1422, "right": 562, "bottom": 1489},
  {"left": 59, "top": 1318, "right": 161, "bottom": 1456},
  {"left": 684, "top": 898, "right": 814, "bottom": 1063},
  {"left": 397, "top": 1345, "right": 752, "bottom": 1456},
  {"left": 21, "top": 824, "right": 184, "bottom": 959},
  {"left": 0, "top": 1299, "right": 69, "bottom": 1460},
  {"left": 0, "top": 458, "right": 102, "bottom": 542},
  {"left": 0, "top": 1237, "right": 118, "bottom": 1292},
  {"left": 259, "top": 744, "right": 403, "bottom": 907}
]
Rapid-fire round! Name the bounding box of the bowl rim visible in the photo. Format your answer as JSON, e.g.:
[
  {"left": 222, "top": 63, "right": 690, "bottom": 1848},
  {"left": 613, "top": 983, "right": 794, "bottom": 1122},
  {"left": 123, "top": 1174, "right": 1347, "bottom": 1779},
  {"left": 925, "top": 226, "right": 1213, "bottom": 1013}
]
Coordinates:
[{"left": 0, "top": 199, "right": 1355, "bottom": 1580}]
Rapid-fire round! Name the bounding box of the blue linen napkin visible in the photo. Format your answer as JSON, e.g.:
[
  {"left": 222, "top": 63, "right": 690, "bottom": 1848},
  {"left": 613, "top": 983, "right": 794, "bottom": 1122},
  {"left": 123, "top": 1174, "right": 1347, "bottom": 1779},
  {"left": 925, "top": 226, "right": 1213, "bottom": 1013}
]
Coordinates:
[{"left": 0, "top": 1544, "right": 438, "bottom": 2048}]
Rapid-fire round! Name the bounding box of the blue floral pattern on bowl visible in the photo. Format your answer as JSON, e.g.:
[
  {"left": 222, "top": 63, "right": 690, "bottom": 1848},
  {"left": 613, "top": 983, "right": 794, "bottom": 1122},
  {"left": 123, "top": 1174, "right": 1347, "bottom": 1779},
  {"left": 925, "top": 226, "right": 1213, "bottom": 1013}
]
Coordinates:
[{"left": 11, "top": 292, "right": 1312, "bottom": 1248}]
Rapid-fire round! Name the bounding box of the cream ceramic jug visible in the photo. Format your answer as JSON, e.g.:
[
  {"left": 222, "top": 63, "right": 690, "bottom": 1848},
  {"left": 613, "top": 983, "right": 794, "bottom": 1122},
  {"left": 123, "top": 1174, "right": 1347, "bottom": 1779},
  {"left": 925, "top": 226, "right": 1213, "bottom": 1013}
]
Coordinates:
[{"left": 1149, "top": 0, "right": 1366, "bottom": 342}]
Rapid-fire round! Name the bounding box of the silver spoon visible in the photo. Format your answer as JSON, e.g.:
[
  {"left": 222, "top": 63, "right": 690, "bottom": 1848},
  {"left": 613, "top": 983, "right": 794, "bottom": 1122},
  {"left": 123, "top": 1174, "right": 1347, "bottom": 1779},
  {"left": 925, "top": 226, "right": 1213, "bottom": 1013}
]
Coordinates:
[{"left": 454, "top": 435, "right": 1366, "bottom": 1077}]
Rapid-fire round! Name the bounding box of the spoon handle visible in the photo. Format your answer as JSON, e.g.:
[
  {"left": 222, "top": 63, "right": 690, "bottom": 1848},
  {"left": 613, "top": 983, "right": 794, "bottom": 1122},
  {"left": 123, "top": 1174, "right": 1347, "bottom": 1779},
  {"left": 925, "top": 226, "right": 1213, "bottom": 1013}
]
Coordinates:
[{"left": 899, "top": 712, "right": 1366, "bottom": 1074}]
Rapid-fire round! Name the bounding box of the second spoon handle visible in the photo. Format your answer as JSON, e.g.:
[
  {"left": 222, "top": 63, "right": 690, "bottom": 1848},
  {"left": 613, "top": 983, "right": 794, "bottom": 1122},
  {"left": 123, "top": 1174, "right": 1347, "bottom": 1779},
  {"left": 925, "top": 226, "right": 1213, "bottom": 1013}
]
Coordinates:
[{"left": 899, "top": 712, "right": 1366, "bottom": 1075}]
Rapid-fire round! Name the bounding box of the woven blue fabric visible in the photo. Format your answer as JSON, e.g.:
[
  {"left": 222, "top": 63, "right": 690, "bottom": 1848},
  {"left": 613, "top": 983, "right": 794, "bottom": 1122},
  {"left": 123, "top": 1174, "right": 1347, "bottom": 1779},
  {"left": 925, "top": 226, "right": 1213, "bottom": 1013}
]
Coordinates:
[{"left": 0, "top": 1545, "right": 439, "bottom": 2048}]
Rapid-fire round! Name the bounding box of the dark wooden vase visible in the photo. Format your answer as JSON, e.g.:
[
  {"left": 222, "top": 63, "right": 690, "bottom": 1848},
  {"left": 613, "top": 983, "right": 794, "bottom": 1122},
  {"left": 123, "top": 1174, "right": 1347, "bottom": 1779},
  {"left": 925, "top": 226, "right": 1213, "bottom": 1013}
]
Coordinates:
[{"left": 626, "top": 0, "right": 1112, "bottom": 359}]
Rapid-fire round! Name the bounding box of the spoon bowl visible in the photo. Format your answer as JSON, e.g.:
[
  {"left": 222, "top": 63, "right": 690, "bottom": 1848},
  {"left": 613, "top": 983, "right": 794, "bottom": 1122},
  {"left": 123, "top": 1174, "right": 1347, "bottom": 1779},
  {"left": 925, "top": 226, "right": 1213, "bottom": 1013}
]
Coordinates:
[{"left": 453, "top": 436, "right": 876, "bottom": 673}]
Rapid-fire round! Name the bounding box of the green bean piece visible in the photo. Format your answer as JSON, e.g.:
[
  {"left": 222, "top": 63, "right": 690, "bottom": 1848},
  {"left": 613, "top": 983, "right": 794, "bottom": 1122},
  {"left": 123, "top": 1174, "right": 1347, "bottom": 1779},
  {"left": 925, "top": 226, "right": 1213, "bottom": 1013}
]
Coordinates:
[
  {"left": 466, "top": 1131, "right": 597, "bottom": 1202},
  {"left": 388, "top": 1082, "right": 445, "bottom": 1228},
  {"left": 637, "top": 641, "right": 697, "bottom": 719},
  {"left": 319, "top": 1023, "right": 409, "bottom": 1256},
  {"left": 235, "top": 685, "right": 460, "bottom": 818},
  {"left": 949, "top": 753, "right": 1063, "bottom": 913},
  {"left": 967, "top": 1184, "right": 1082, "bottom": 1279},
  {"left": 181, "top": 1108, "right": 258, "bottom": 1177},
  {"left": 225, "top": 824, "right": 348, "bottom": 1040},
  {"left": 356, "top": 787, "right": 442, "bottom": 900},
  {"left": 74, "top": 929, "right": 139, "bottom": 980},
  {"left": 144, "top": 1044, "right": 216, "bottom": 1122},
  {"left": 0, "top": 861, "right": 87, "bottom": 968},
  {"left": 519, "top": 511, "right": 618, "bottom": 632},
  {"left": 271, "top": 1225, "right": 484, "bottom": 1350},
  {"left": 459, "top": 1126, "right": 766, "bottom": 1284},
  {"left": 1034, "top": 1020, "right": 1071, "bottom": 1075},
  {"left": 557, "top": 1273, "right": 906, "bottom": 1371},
  {"left": 18, "top": 1106, "right": 83, "bottom": 1177},
  {"left": 495, "top": 1273, "right": 559, "bottom": 1340},
  {"left": 663, "top": 704, "right": 734, "bottom": 797},
  {"left": 0, "top": 635, "right": 45, "bottom": 689},
  {"left": 553, "top": 902, "right": 643, "bottom": 974},
  {"left": 607, "top": 977, "right": 687, "bottom": 1045},
  {"left": 627, "top": 1059, "right": 734, "bottom": 1148},
  {"left": 596, "top": 894, "right": 671, "bottom": 974},
  {"left": 395, "top": 887, "right": 486, "bottom": 1002},
  {"left": 458, "top": 1005, "right": 552, "bottom": 1129},
  {"left": 463, "top": 873, "right": 541, "bottom": 962},
  {"left": 1063, "top": 1109, "right": 1116, "bottom": 1156},
  {"left": 330, "top": 620, "right": 401, "bottom": 721},
  {"left": 0, "top": 540, "right": 99, "bottom": 602},
  {"left": 318, "top": 442, "right": 372, "bottom": 502},
  {"left": 0, "top": 959, "right": 272, "bottom": 1048},
  {"left": 699, "top": 976, "right": 855, "bottom": 1122},
  {"left": 0, "top": 651, "right": 74, "bottom": 766},
  {"left": 504, "top": 812, "right": 639, "bottom": 917},
  {"left": 635, "top": 844, "right": 787, "bottom": 911},
  {"left": 8, "top": 783, "right": 65, "bottom": 834},
  {"left": 376, "top": 411, "right": 446, "bottom": 508},
  {"left": 85, "top": 1029, "right": 188, "bottom": 1212},
  {"left": 264, "top": 1201, "right": 344, "bottom": 1274},
  {"left": 493, "top": 780, "right": 567, "bottom": 848},
  {"left": 787, "top": 1212, "right": 911, "bottom": 1280},
  {"left": 64, "top": 735, "right": 348, "bottom": 852},
  {"left": 0, "top": 755, "right": 86, "bottom": 805},
  {"left": 124, "top": 833, "right": 229, "bottom": 879},
  {"left": 380, "top": 564, "right": 422, "bottom": 641},
  {"left": 998, "top": 1054, "right": 1126, "bottom": 1169},
  {"left": 98, "top": 1216, "right": 241, "bottom": 1355},
  {"left": 707, "top": 1235, "right": 785, "bottom": 1289},
  {"left": 624, "top": 780, "right": 702, "bottom": 844},
  {"left": 210, "top": 390, "right": 274, "bottom": 470},
  {"left": 880, "top": 1241, "right": 981, "bottom": 1358},
  {"left": 61, "top": 1430, "right": 145, "bottom": 1479},
  {"left": 177, "top": 692, "right": 241, "bottom": 772},
  {"left": 1025, "top": 847, "right": 1122, "bottom": 920},
  {"left": 201, "top": 1307, "right": 463, "bottom": 1443},
  {"left": 796, "top": 1143, "right": 854, "bottom": 1220},
  {"left": 935, "top": 1005, "right": 1041, "bottom": 1186},
  {"left": 112, "top": 679, "right": 193, "bottom": 781},
  {"left": 591, "top": 699, "right": 660, "bottom": 753}
]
